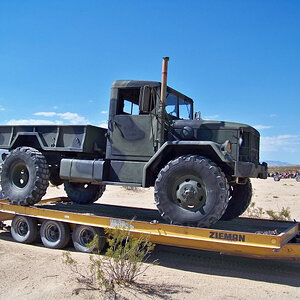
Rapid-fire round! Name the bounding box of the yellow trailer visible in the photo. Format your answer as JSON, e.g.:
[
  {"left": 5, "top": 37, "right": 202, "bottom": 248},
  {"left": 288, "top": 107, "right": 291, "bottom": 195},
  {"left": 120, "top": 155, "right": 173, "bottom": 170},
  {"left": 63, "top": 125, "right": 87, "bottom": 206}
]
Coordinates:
[{"left": 0, "top": 197, "right": 299, "bottom": 260}]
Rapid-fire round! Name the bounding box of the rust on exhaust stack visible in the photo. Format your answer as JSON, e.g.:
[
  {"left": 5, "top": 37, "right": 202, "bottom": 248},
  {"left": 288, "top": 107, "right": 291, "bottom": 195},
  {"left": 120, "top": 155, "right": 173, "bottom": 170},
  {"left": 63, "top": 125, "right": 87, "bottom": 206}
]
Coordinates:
[
  {"left": 160, "top": 57, "right": 169, "bottom": 108},
  {"left": 157, "top": 57, "right": 169, "bottom": 148}
]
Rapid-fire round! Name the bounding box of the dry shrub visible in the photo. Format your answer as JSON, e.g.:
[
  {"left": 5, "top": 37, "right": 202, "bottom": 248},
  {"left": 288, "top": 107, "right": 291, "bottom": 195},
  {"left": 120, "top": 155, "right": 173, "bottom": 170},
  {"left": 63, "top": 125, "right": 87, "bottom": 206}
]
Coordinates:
[
  {"left": 62, "top": 226, "right": 156, "bottom": 295},
  {"left": 265, "top": 207, "right": 292, "bottom": 221},
  {"left": 245, "top": 202, "right": 292, "bottom": 221},
  {"left": 246, "top": 202, "right": 265, "bottom": 218},
  {"left": 122, "top": 186, "right": 141, "bottom": 192}
]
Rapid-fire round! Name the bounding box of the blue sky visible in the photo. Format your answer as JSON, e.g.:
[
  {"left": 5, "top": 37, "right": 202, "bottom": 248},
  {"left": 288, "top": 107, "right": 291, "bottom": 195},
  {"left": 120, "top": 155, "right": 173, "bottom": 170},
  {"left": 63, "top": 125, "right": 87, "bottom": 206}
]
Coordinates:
[{"left": 0, "top": 0, "right": 299, "bottom": 164}]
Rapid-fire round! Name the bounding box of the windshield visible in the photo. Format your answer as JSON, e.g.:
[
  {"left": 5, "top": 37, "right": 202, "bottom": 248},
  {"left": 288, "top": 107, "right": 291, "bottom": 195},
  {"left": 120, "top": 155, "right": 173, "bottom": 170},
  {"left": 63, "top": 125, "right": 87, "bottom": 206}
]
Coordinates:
[{"left": 165, "top": 92, "right": 193, "bottom": 119}]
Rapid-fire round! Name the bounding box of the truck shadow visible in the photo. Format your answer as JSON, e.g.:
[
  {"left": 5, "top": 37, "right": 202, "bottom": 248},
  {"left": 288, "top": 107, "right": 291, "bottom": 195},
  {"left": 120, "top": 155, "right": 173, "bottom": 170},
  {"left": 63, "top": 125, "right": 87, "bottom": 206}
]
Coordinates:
[{"left": 151, "top": 245, "right": 300, "bottom": 288}]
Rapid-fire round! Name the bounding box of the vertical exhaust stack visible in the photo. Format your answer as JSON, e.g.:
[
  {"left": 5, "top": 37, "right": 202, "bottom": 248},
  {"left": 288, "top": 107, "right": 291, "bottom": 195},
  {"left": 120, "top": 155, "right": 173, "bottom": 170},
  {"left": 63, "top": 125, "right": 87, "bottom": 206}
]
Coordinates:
[
  {"left": 158, "top": 57, "right": 169, "bottom": 148},
  {"left": 160, "top": 57, "right": 169, "bottom": 109}
]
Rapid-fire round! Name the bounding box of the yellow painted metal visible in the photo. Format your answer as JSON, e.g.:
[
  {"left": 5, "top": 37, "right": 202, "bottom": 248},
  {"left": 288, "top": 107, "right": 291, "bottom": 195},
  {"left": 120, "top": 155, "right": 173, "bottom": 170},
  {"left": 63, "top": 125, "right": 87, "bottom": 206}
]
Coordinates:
[{"left": 0, "top": 198, "right": 299, "bottom": 260}]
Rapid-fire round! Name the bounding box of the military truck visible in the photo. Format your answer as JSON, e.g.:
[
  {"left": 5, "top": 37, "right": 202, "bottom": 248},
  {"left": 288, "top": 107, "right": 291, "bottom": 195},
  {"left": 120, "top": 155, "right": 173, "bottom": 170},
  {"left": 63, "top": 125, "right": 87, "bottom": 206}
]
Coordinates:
[{"left": 0, "top": 58, "right": 267, "bottom": 227}]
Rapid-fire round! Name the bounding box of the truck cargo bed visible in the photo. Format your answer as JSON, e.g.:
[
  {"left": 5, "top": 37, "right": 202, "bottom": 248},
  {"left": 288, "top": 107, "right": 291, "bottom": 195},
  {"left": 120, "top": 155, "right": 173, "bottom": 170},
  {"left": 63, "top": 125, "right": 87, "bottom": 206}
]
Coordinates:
[{"left": 0, "top": 125, "right": 107, "bottom": 154}]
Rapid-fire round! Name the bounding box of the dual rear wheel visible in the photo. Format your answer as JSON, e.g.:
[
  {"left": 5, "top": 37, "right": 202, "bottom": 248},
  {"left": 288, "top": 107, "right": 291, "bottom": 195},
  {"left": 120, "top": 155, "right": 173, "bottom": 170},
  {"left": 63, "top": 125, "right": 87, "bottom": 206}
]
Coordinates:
[{"left": 10, "top": 215, "right": 106, "bottom": 252}]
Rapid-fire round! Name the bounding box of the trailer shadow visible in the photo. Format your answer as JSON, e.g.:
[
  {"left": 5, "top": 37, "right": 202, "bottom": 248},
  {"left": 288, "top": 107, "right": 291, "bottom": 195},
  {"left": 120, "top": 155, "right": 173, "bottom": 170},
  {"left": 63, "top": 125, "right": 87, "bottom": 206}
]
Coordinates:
[
  {"left": 151, "top": 245, "right": 300, "bottom": 288},
  {"left": 0, "top": 230, "right": 299, "bottom": 288}
]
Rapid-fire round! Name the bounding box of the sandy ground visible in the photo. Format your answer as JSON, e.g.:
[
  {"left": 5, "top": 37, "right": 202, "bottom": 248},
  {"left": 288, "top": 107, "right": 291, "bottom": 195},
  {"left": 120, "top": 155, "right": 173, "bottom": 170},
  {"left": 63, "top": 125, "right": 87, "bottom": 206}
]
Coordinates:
[{"left": 0, "top": 178, "right": 299, "bottom": 299}]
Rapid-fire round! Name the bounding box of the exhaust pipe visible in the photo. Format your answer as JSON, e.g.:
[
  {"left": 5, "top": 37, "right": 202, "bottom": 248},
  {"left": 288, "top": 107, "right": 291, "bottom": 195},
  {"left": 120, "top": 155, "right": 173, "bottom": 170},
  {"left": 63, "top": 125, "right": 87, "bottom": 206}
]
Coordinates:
[
  {"left": 158, "top": 57, "right": 169, "bottom": 148},
  {"left": 160, "top": 57, "right": 169, "bottom": 109}
]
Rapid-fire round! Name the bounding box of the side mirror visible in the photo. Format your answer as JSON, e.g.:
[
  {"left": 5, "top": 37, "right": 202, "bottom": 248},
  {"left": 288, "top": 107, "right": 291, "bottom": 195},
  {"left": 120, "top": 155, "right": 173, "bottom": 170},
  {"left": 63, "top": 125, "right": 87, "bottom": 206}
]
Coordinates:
[
  {"left": 195, "top": 111, "right": 201, "bottom": 120},
  {"left": 139, "top": 86, "right": 151, "bottom": 113}
]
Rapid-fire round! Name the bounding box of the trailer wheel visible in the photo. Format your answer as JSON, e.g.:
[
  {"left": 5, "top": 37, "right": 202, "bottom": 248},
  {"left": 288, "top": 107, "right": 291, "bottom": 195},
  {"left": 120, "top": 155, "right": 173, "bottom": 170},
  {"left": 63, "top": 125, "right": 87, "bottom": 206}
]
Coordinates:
[
  {"left": 11, "top": 215, "right": 38, "bottom": 244},
  {"left": 64, "top": 182, "right": 106, "bottom": 204},
  {"left": 1, "top": 147, "right": 50, "bottom": 205},
  {"left": 154, "top": 155, "right": 229, "bottom": 227},
  {"left": 72, "top": 225, "right": 106, "bottom": 253},
  {"left": 40, "top": 220, "right": 70, "bottom": 249},
  {"left": 220, "top": 179, "right": 252, "bottom": 221}
]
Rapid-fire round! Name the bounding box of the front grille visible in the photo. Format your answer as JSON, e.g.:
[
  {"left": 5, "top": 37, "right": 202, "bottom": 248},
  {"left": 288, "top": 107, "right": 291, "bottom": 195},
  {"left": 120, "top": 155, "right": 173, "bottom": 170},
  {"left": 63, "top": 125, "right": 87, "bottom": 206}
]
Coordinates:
[{"left": 239, "top": 131, "right": 259, "bottom": 163}]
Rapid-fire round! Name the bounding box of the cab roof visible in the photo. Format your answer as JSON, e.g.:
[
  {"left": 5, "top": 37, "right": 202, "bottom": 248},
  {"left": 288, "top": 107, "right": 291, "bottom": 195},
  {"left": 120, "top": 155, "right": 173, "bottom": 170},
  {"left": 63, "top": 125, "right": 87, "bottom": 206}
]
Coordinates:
[{"left": 111, "top": 80, "right": 193, "bottom": 103}]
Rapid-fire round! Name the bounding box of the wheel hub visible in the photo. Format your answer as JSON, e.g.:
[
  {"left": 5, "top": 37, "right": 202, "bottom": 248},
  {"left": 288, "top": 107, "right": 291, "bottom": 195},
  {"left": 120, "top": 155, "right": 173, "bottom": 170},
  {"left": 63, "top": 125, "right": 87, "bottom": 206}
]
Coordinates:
[
  {"left": 10, "top": 162, "right": 29, "bottom": 189},
  {"left": 176, "top": 179, "right": 205, "bottom": 210},
  {"left": 16, "top": 220, "right": 28, "bottom": 236},
  {"left": 80, "top": 229, "right": 94, "bottom": 245},
  {"left": 45, "top": 225, "right": 59, "bottom": 242}
]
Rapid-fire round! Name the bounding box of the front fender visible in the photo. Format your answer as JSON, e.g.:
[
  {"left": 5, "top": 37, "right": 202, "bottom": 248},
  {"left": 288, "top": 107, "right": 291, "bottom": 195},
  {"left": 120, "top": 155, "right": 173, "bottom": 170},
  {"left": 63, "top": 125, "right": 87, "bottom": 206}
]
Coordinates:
[{"left": 142, "top": 141, "right": 233, "bottom": 187}]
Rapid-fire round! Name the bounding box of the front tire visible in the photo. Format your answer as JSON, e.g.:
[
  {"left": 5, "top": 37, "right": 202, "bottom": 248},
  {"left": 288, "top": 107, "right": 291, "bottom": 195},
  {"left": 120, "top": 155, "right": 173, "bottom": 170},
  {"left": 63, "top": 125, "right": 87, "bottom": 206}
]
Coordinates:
[
  {"left": 220, "top": 179, "right": 252, "bottom": 221},
  {"left": 64, "top": 182, "right": 105, "bottom": 204},
  {"left": 1, "top": 147, "right": 50, "bottom": 205},
  {"left": 154, "top": 155, "right": 229, "bottom": 227}
]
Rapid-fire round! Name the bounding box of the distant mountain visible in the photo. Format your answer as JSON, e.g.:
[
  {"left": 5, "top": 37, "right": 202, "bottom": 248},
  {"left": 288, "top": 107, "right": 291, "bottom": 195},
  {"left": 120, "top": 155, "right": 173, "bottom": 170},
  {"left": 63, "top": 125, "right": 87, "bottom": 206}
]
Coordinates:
[{"left": 265, "top": 160, "right": 294, "bottom": 167}]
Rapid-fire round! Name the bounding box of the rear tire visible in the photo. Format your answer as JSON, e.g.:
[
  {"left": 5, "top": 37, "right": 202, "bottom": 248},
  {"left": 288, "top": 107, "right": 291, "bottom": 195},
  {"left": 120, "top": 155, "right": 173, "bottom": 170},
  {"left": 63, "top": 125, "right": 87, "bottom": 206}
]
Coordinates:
[
  {"left": 1, "top": 147, "right": 50, "bottom": 205},
  {"left": 220, "top": 179, "right": 252, "bottom": 221},
  {"left": 154, "top": 155, "right": 229, "bottom": 227},
  {"left": 72, "top": 225, "right": 106, "bottom": 253},
  {"left": 40, "top": 220, "right": 70, "bottom": 249},
  {"left": 64, "top": 182, "right": 105, "bottom": 204},
  {"left": 11, "top": 215, "right": 38, "bottom": 244},
  {"left": 296, "top": 176, "right": 300, "bottom": 182}
]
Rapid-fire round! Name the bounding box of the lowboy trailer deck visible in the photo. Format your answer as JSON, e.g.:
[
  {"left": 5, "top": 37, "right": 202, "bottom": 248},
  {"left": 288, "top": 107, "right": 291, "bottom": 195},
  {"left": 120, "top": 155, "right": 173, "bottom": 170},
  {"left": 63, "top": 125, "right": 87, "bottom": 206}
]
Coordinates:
[{"left": 0, "top": 197, "right": 299, "bottom": 260}]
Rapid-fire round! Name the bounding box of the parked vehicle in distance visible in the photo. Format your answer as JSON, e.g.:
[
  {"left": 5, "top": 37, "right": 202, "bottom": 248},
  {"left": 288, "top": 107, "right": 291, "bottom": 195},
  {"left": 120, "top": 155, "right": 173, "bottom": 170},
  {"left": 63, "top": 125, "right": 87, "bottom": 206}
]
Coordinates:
[{"left": 0, "top": 58, "right": 267, "bottom": 227}]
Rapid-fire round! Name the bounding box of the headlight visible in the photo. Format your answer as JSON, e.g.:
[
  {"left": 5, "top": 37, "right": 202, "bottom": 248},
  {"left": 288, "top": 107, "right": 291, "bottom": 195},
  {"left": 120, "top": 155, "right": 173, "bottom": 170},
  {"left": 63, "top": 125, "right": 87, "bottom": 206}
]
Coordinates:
[{"left": 221, "top": 140, "right": 232, "bottom": 153}]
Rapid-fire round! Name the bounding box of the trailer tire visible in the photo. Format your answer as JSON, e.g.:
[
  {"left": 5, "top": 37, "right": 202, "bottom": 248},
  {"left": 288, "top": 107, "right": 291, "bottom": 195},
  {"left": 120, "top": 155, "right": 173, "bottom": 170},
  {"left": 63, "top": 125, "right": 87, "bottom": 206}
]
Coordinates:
[
  {"left": 11, "top": 215, "right": 38, "bottom": 244},
  {"left": 220, "top": 179, "right": 252, "bottom": 221},
  {"left": 64, "top": 182, "right": 106, "bottom": 204},
  {"left": 154, "top": 155, "right": 229, "bottom": 227},
  {"left": 72, "top": 225, "right": 106, "bottom": 253},
  {"left": 1, "top": 147, "right": 50, "bottom": 205},
  {"left": 40, "top": 220, "right": 70, "bottom": 249}
]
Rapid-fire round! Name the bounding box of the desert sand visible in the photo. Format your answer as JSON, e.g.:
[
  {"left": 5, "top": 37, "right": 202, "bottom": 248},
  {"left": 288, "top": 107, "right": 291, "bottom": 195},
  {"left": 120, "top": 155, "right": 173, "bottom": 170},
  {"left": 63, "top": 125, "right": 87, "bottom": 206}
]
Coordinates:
[{"left": 0, "top": 178, "right": 299, "bottom": 299}]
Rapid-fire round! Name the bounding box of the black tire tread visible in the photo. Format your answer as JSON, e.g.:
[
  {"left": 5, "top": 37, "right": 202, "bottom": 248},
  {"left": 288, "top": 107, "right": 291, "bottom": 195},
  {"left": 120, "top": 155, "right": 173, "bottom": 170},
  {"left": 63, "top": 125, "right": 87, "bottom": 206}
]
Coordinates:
[
  {"left": 154, "top": 155, "right": 229, "bottom": 227},
  {"left": 1, "top": 147, "right": 50, "bottom": 205},
  {"left": 220, "top": 179, "right": 252, "bottom": 221},
  {"left": 64, "top": 182, "right": 106, "bottom": 204}
]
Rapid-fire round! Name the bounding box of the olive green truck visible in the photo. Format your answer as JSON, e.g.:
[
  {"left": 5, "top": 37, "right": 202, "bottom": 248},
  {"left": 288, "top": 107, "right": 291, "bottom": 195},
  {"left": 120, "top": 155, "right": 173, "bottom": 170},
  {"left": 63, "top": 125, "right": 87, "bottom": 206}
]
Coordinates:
[{"left": 0, "top": 58, "right": 267, "bottom": 227}]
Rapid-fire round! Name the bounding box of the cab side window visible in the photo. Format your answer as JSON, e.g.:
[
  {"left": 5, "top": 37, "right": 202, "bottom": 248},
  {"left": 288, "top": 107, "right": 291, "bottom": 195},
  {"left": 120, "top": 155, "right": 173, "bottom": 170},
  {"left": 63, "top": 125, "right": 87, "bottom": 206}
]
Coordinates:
[{"left": 117, "top": 88, "right": 140, "bottom": 115}]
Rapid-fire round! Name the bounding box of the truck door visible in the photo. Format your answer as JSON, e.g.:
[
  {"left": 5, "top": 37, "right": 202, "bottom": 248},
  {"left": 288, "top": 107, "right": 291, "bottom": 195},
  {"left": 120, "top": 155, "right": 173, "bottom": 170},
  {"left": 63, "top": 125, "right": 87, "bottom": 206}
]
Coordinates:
[{"left": 107, "top": 87, "right": 157, "bottom": 161}]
